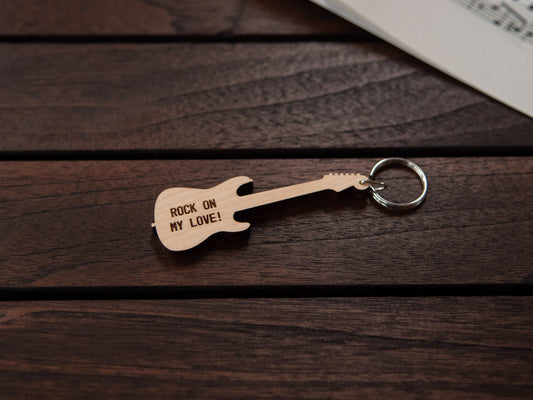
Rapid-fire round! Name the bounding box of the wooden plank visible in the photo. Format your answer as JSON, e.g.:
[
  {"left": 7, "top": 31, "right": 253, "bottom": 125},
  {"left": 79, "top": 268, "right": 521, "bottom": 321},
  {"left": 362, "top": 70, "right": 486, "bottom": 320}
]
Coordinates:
[
  {"left": 0, "top": 0, "right": 363, "bottom": 36},
  {"left": 0, "top": 297, "right": 531, "bottom": 399},
  {"left": 0, "top": 157, "right": 531, "bottom": 288},
  {"left": 1, "top": 42, "right": 531, "bottom": 152}
]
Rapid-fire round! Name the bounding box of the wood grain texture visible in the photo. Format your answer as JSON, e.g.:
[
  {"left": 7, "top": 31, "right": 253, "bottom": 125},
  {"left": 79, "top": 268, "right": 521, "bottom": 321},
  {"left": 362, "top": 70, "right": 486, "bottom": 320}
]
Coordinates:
[
  {"left": 0, "top": 157, "right": 531, "bottom": 288},
  {"left": 0, "top": 297, "right": 531, "bottom": 399},
  {"left": 0, "top": 0, "right": 362, "bottom": 36},
  {"left": 1, "top": 42, "right": 531, "bottom": 152}
]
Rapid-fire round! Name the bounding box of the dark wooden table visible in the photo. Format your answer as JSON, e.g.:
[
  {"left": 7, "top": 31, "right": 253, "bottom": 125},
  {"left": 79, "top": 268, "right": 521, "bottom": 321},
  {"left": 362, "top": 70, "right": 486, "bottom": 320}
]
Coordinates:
[{"left": 1, "top": 1, "right": 532, "bottom": 398}]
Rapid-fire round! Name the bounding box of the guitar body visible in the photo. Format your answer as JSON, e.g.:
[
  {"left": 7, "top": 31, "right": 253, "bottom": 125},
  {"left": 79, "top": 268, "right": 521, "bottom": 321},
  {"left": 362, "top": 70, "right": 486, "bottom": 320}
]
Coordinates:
[
  {"left": 153, "top": 172, "right": 369, "bottom": 251},
  {"left": 152, "top": 176, "right": 253, "bottom": 251}
]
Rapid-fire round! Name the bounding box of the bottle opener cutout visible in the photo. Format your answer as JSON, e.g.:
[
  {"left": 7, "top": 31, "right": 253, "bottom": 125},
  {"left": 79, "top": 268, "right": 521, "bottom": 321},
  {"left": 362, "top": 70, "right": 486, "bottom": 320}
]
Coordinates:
[{"left": 152, "top": 158, "right": 427, "bottom": 251}]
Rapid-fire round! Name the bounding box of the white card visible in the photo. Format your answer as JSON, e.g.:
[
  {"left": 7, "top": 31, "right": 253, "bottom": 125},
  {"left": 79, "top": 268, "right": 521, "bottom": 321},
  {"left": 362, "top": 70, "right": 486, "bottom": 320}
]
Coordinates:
[{"left": 311, "top": 0, "right": 533, "bottom": 118}]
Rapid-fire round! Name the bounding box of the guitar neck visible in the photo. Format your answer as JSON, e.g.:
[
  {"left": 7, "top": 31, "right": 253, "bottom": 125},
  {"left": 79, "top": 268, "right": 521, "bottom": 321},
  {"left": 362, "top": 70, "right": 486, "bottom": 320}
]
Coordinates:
[{"left": 236, "top": 177, "right": 337, "bottom": 212}]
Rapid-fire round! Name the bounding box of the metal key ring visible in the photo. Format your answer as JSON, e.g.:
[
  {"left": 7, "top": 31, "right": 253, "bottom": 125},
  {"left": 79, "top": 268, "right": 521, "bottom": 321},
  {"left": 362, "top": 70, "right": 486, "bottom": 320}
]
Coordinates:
[{"left": 368, "top": 158, "right": 427, "bottom": 211}]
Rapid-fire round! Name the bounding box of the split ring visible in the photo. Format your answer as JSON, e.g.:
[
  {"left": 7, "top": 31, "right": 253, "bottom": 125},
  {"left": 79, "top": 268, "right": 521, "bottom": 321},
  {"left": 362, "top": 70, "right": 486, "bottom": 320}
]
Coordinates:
[{"left": 368, "top": 158, "right": 427, "bottom": 211}]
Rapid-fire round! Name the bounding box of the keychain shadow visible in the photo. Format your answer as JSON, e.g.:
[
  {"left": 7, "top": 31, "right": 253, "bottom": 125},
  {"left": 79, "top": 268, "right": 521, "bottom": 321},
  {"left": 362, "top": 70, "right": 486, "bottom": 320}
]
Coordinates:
[
  {"left": 235, "top": 187, "right": 368, "bottom": 227},
  {"left": 151, "top": 185, "right": 369, "bottom": 266},
  {"left": 150, "top": 227, "right": 252, "bottom": 267}
]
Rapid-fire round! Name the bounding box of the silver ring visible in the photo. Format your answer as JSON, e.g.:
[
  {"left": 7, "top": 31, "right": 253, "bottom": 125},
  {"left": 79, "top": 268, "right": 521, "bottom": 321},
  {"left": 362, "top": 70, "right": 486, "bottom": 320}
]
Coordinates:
[{"left": 369, "top": 158, "right": 427, "bottom": 211}]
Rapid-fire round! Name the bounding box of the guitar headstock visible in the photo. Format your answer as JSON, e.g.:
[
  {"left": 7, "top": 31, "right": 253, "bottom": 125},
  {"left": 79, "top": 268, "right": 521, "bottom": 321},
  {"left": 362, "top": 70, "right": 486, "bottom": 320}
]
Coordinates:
[{"left": 323, "top": 173, "right": 370, "bottom": 191}]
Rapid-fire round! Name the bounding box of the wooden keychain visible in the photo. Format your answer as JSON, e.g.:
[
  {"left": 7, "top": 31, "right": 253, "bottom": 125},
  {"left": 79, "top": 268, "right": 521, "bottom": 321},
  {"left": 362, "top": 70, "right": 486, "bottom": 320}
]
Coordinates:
[{"left": 152, "top": 158, "right": 427, "bottom": 251}]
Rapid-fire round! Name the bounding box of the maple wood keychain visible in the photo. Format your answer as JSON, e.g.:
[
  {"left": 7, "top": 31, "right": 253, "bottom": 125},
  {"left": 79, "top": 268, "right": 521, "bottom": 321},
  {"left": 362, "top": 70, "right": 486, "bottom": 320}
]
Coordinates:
[{"left": 152, "top": 158, "right": 427, "bottom": 251}]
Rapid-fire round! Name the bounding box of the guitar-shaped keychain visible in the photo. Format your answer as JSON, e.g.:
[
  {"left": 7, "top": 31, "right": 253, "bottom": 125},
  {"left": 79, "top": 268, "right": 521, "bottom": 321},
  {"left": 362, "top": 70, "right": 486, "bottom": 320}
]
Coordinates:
[{"left": 152, "top": 158, "right": 427, "bottom": 251}]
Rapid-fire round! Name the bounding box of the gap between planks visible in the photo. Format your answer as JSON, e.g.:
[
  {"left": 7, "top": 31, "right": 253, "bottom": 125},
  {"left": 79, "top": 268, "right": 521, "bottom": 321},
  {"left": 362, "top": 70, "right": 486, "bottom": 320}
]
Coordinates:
[
  {"left": 1, "top": 284, "right": 532, "bottom": 302},
  {"left": 1, "top": 147, "right": 533, "bottom": 161}
]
